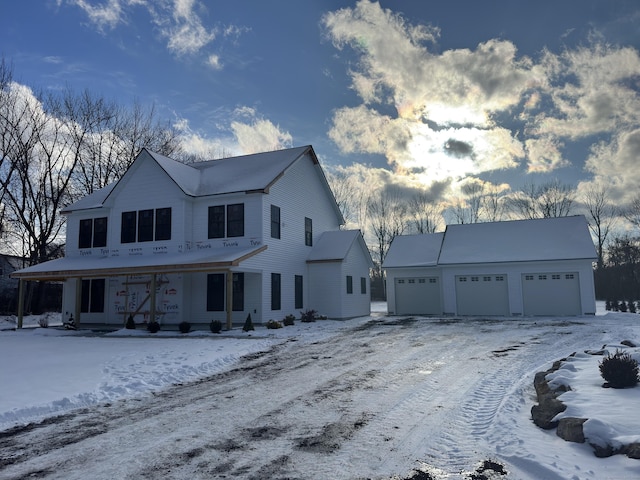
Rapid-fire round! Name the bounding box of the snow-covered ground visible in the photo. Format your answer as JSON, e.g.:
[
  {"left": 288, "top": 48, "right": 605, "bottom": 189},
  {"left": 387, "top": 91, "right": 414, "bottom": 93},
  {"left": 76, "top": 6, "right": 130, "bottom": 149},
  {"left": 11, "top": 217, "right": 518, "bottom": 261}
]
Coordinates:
[{"left": 1, "top": 302, "right": 639, "bottom": 479}]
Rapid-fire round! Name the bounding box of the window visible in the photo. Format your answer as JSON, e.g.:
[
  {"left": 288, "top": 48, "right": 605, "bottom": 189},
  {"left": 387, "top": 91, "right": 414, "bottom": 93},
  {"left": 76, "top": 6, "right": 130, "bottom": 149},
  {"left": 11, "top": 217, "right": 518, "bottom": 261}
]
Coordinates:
[
  {"left": 227, "top": 204, "right": 244, "bottom": 237},
  {"left": 429, "top": 278, "right": 437, "bottom": 284},
  {"left": 552, "top": 274, "right": 561, "bottom": 280},
  {"left": 155, "top": 208, "right": 171, "bottom": 241},
  {"left": 483, "top": 276, "right": 492, "bottom": 282},
  {"left": 346, "top": 275, "right": 353, "bottom": 294},
  {"left": 208, "top": 206, "right": 225, "bottom": 239},
  {"left": 295, "top": 275, "right": 303, "bottom": 309},
  {"left": 408, "top": 279, "right": 415, "bottom": 284},
  {"left": 81, "top": 279, "right": 105, "bottom": 313},
  {"left": 361, "top": 277, "right": 367, "bottom": 294},
  {"left": 565, "top": 274, "right": 575, "bottom": 280},
  {"left": 525, "top": 275, "right": 534, "bottom": 281},
  {"left": 271, "top": 273, "right": 281, "bottom": 310},
  {"left": 271, "top": 205, "right": 281, "bottom": 239},
  {"left": 496, "top": 276, "right": 504, "bottom": 281},
  {"left": 471, "top": 276, "right": 479, "bottom": 282},
  {"left": 79, "top": 217, "right": 108, "bottom": 248},
  {"left": 206, "top": 273, "right": 225, "bottom": 311},
  {"left": 538, "top": 275, "right": 547, "bottom": 280},
  {"left": 121, "top": 211, "right": 137, "bottom": 243},
  {"left": 138, "top": 209, "right": 154, "bottom": 242},
  {"left": 232, "top": 273, "right": 244, "bottom": 311},
  {"left": 305, "top": 217, "right": 313, "bottom": 246},
  {"left": 398, "top": 279, "right": 405, "bottom": 284},
  {"left": 419, "top": 278, "right": 426, "bottom": 284},
  {"left": 459, "top": 277, "right": 467, "bottom": 282}
]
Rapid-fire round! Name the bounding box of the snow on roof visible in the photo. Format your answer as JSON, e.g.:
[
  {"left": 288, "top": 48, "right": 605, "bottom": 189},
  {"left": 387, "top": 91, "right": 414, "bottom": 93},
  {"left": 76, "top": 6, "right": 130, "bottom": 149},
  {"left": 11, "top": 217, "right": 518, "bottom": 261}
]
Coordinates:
[
  {"left": 382, "top": 233, "right": 444, "bottom": 268},
  {"left": 307, "top": 230, "right": 372, "bottom": 266},
  {"left": 63, "top": 146, "right": 315, "bottom": 213},
  {"left": 438, "top": 215, "right": 597, "bottom": 265},
  {"left": 12, "top": 246, "right": 266, "bottom": 280}
]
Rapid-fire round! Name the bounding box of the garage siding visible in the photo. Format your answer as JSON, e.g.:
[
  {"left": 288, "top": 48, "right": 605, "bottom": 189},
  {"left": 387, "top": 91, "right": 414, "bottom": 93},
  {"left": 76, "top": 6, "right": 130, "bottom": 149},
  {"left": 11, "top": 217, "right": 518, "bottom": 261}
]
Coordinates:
[{"left": 522, "top": 272, "right": 581, "bottom": 316}]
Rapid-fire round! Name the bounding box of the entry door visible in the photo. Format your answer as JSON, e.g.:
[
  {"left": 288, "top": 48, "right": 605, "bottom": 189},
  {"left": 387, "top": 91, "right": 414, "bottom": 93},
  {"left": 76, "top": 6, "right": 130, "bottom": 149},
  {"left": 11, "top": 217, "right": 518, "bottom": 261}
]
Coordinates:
[
  {"left": 522, "top": 272, "right": 581, "bottom": 316},
  {"left": 395, "top": 277, "right": 442, "bottom": 315},
  {"left": 455, "top": 274, "right": 509, "bottom": 316}
]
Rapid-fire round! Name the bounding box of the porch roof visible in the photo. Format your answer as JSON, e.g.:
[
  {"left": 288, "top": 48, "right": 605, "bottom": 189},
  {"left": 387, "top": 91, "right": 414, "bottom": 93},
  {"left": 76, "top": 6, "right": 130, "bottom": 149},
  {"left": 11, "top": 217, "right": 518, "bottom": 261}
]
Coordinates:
[{"left": 11, "top": 245, "right": 267, "bottom": 281}]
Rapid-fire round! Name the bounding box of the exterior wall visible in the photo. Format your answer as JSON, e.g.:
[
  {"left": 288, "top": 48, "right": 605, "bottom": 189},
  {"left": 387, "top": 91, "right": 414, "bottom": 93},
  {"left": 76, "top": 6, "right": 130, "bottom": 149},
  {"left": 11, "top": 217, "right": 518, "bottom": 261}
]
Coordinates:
[
  {"left": 308, "top": 262, "right": 342, "bottom": 317},
  {"left": 338, "top": 244, "right": 371, "bottom": 318}
]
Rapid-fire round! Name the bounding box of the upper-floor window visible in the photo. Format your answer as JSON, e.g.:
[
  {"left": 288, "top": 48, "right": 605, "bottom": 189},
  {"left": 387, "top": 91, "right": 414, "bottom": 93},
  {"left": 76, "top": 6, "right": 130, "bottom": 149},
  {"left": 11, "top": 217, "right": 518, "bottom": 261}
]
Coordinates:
[
  {"left": 208, "top": 203, "right": 244, "bottom": 239},
  {"left": 121, "top": 208, "right": 171, "bottom": 244},
  {"left": 271, "top": 205, "right": 281, "bottom": 239},
  {"left": 305, "top": 217, "right": 313, "bottom": 246},
  {"left": 79, "top": 217, "right": 108, "bottom": 248}
]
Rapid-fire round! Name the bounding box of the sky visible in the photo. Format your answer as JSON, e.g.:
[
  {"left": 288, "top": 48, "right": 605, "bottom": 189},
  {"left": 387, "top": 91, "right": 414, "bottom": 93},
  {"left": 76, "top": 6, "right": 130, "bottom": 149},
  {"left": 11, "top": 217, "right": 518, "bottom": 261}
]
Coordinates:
[
  {"left": 2, "top": 0, "right": 640, "bottom": 214},
  {"left": 2, "top": 305, "right": 640, "bottom": 479}
]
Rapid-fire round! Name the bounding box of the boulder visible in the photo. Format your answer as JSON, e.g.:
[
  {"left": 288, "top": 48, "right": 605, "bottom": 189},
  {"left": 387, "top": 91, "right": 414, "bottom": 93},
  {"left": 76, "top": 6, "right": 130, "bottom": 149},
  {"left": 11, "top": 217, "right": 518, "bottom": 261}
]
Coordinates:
[{"left": 556, "top": 417, "right": 586, "bottom": 443}]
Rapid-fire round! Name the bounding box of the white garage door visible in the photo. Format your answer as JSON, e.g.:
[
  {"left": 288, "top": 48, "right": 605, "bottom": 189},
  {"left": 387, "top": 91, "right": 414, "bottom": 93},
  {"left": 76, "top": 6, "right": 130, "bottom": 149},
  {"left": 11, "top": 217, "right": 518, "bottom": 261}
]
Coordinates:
[
  {"left": 455, "top": 274, "right": 509, "bottom": 316},
  {"left": 522, "top": 272, "right": 581, "bottom": 316},
  {"left": 395, "top": 277, "right": 442, "bottom": 315}
]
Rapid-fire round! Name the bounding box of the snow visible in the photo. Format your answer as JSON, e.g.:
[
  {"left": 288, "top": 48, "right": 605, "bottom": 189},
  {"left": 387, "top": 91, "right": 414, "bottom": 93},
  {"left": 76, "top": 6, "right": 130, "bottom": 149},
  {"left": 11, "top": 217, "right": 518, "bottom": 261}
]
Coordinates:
[{"left": 1, "top": 302, "right": 640, "bottom": 479}]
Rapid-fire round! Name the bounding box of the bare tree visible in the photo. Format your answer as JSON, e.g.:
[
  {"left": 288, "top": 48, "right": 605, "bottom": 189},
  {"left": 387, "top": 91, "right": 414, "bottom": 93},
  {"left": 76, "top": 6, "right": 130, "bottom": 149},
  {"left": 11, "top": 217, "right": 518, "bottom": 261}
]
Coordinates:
[
  {"left": 407, "top": 192, "right": 443, "bottom": 233},
  {"left": 367, "top": 188, "right": 407, "bottom": 275},
  {"left": 582, "top": 183, "right": 617, "bottom": 269},
  {"left": 623, "top": 194, "right": 640, "bottom": 231},
  {"left": 509, "top": 180, "right": 576, "bottom": 219}
]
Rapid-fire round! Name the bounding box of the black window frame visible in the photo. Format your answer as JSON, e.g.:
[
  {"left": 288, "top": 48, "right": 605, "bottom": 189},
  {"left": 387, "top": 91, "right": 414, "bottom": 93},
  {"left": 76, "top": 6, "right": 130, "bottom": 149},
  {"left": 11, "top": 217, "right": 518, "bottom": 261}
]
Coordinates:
[
  {"left": 271, "top": 273, "right": 281, "bottom": 311},
  {"left": 137, "top": 209, "right": 154, "bottom": 242},
  {"left": 227, "top": 203, "right": 244, "bottom": 238},
  {"left": 361, "top": 277, "right": 367, "bottom": 294},
  {"left": 295, "top": 275, "right": 303, "bottom": 309},
  {"left": 346, "top": 275, "right": 353, "bottom": 294},
  {"left": 81, "top": 278, "right": 105, "bottom": 313},
  {"left": 271, "top": 205, "right": 281, "bottom": 239},
  {"left": 78, "top": 219, "right": 93, "bottom": 249},
  {"left": 305, "top": 217, "right": 313, "bottom": 246},
  {"left": 208, "top": 205, "right": 225, "bottom": 239},
  {"left": 121, "top": 211, "right": 137, "bottom": 244},
  {"left": 154, "top": 207, "right": 171, "bottom": 241},
  {"left": 206, "top": 273, "right": 225, "bottom": 311},
  {"left": 93, "top": 217, "right": 108, "bottom": 248}
]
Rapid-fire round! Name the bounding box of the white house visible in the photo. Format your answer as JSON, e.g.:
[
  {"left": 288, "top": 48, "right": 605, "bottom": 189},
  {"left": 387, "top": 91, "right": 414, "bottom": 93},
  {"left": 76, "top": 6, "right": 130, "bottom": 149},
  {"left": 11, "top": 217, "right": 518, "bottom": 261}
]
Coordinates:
[
  {"left": 12, "top": 146, "right": 373, "bottom": 329},
  {"left": 383, "top": 216, "right": 597, "bottom": 316}
]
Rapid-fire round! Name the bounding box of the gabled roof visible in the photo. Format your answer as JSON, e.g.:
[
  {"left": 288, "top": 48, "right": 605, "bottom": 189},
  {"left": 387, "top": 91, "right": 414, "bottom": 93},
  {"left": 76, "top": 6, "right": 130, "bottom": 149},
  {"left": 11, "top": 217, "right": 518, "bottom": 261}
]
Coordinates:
[
  {"left": 63, "top": 146, "right": 342, "bottom": 221},
  {"left": 307, "top": 230, "right": 374, "bottom": 267},
  {"left": 384, "top": 216, "right": 597, "bottom": 269},
  {"left": 382, "top": 233, "right": 444, "bottom": 268}
]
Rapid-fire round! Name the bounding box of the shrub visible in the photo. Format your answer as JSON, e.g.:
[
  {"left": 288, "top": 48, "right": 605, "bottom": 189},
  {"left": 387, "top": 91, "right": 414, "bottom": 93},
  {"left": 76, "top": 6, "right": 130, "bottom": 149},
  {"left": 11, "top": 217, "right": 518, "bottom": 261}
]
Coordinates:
[
  {"left": 125, "top": 315, "right": 136, "bottom": 330},
  {"left": 599, "top": 350, "right": 639, "bottom": 388},
  {"left": 620, "top": 301, "right": 628, "bottom": 312},
  {"left": 300, "top": 309, "right": 317, "bottom": 323},
  {"left": 243, "top": 314, "right": 255, "bottom": 332},
  {"left": 147, "top": 321, "right": 161, "bottom": 333},
  {"left": 38, "top": 317, "right": 49, "bottom": 328},
  {"left": 210, "top": 319, "right": 222, "bottom": 333},
  {"left": 283, "top": 314, "right": 295, "bottom": 326},
  {"left": 630, "top": 301, "right": 637, "bottom": 314},
  {"left": 179, "top": 321, "right": 191, "bottom": 333},
  {"left": 266, "top": 319, "right": 283, "bottom": 329}
]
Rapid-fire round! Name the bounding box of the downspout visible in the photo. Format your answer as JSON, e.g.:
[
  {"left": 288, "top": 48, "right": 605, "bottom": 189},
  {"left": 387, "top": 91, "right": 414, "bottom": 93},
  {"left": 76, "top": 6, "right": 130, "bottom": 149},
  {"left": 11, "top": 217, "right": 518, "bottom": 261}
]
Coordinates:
[{"left": 17, "top": 279, "right": 24, "bottom": 329}]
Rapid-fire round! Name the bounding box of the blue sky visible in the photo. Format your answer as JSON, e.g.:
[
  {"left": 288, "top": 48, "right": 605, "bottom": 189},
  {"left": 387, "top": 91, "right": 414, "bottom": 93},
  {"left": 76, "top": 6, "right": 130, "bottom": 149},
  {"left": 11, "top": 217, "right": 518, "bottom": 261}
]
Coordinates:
[{"left": 2, "top": 0, "right": 640, "bottom": 216}]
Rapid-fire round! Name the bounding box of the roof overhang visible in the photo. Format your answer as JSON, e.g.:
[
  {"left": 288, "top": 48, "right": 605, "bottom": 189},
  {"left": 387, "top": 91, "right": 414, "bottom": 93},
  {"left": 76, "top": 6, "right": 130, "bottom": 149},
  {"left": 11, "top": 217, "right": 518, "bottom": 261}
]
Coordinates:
[{"left": 11, "top": 245, "right": 267, "bottom": 281}]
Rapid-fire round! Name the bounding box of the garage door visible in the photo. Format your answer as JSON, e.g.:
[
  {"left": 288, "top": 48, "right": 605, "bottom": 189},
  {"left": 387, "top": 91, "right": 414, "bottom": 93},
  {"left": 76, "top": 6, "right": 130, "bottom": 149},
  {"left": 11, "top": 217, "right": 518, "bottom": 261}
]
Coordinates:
[
  {"left": 455, "top": 274, "right": 509, "bottom": 316},
  {"left": 395, "top": 277, "right": 442, "bottom": 315},
  {"left": 522, "top": 272, "right": 581, "bottom": 316}
]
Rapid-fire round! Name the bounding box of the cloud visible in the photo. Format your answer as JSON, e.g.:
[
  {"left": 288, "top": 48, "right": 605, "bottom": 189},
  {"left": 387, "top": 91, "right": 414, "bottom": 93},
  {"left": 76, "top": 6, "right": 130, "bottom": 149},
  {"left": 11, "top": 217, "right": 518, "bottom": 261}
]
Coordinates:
[{"left": 66, "top": 0, "right": 124, "bottom": 31}]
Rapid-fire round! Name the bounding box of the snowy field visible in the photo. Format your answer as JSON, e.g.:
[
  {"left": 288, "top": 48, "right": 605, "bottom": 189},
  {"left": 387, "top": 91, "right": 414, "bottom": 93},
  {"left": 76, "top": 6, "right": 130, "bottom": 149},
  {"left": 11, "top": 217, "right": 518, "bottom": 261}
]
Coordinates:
[{"left": 1, "top": 302, "right": 640, "bottom": 479}]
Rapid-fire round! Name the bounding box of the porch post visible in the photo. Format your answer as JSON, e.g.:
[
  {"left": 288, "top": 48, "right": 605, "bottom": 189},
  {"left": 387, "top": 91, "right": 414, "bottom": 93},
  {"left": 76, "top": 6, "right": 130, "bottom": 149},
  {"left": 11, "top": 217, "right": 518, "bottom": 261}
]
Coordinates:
[
  {"left": 150, "top": 274, "right": 157, "bottom": 324},
  {"left": 226, "top": 270, "right": 233, "bottom": 330},
  {"left": 17, "top": 279, "right": 25, "bottom": 329},
  {"left": 74, "top": 278, "right": 82, "bottom": 327}
]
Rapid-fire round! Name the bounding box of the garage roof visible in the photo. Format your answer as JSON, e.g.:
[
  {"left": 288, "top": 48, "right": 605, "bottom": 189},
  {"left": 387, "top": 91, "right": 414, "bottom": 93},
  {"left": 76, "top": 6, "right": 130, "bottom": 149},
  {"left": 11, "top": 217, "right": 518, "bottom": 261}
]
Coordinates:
[{"left": 384, "top": 216, "right": 597, "bottom": 268}]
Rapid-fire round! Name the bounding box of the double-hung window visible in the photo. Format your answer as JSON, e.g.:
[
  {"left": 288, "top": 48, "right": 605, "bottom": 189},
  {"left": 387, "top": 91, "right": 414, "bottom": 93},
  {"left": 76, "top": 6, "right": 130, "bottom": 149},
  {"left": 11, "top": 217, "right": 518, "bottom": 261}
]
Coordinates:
[
  {"left": 121, "top": 208, "right": 171, "bottom": 243},
  {"left": 79, "top": 217, "right": 108, "bottom": 248},
  {"left": 208, "top": 204, "right": 244, "bottom": 238},
  {"left": 271, "top": 205, "right": 281, "bottom": 239},
  {"left": 305, "top": 217, "right": 313, "bottom": 246}
]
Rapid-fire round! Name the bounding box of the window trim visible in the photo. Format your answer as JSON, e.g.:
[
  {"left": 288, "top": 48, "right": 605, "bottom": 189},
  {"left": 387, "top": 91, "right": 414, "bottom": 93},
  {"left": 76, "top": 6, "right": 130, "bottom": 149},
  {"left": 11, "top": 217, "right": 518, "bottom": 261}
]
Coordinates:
[
  {"left": 271, "top": 273, "right": 281, "bottom": 310},
  {"left": 304, "top": 217, "right": 313, "bottom": 246},
  {"left": 271, "top": 205, "right": 281, "bottom": 239},
  {"left": 227, "top": 203, "right": 244, "bottom": 238},
  {"left": 346, "top": 275, "right": 353, "bottom": 294}
]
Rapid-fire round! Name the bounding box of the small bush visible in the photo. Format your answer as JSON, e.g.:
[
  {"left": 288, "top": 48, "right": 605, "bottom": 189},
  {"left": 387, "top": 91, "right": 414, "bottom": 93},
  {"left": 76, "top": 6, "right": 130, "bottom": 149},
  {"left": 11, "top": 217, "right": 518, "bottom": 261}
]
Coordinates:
[
  {"left": 266, "top": 319, "right": 283, "bottom": 329},
  {"left": 243, "top": 314, "right": 255, "bottom": 332},
  {"left": 620, "top": 301, "right": 628, "bottom": 312},
  {"left": 599, "top": 350, "right": 639, "bottom": 388},
  {"left": 147, "top": 321, "right": 161, "bottom": 333},
  {"left": 125, "top": 315, "right": 136, "bottom": 330},
  {"left": 300, "top": 309, "right": 317, "bottom": 323},
  {"left": 38, "top": 317, "right": 49, "bottom": 328},
  {"left": 283, "top": 314, "right": 295, "bottom": 326},
  {"left": 210, "top": 319, "right": 222, "bottom": 333},
  {"left": 179, "top": 321, "right": 191, "bottom": 333},
  {"left": 630, "top": 301, "right": 637, "bottom": 314}
]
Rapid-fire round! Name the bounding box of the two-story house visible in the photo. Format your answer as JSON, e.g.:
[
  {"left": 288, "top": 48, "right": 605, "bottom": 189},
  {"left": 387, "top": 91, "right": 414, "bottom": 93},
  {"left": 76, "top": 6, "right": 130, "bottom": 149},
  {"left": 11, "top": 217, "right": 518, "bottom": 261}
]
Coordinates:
[{"left": 12, "top": 146, "right": 373, "bottom": 329}]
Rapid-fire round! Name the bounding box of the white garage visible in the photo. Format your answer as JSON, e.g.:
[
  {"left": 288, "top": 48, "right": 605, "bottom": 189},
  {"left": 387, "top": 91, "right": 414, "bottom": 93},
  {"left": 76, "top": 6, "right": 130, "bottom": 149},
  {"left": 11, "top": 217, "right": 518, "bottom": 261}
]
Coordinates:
[
  {"left": 395, "top": 276, "right": 442, "bottom": 315},
  {"left": 383, "top": 216, "right": 597, "bottom": 317},
  {"left": 522, "top": 272, "right": 581, "bottom": 316}
]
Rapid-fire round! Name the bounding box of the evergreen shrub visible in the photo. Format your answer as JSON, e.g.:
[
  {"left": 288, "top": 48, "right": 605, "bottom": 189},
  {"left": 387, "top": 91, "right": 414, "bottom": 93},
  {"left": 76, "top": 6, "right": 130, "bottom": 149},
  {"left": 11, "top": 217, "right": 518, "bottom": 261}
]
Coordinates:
[
  {"left": 266, "top": 319, "right": 283, "bottom": 329},
  {"left": 125, "top": 315, "right": 136, "bottom": 329},
  {"left": 210, "top": 320, "right": 222, "bottom": 333},
  {"left": 147, "top": 321, "right": 161, "bottom": 333},
  {"left": 179, "top": 321, "right": 191, "bottom": 333},
  {"left": 599, "top": 350, "right": 639, "bottom": 388}
]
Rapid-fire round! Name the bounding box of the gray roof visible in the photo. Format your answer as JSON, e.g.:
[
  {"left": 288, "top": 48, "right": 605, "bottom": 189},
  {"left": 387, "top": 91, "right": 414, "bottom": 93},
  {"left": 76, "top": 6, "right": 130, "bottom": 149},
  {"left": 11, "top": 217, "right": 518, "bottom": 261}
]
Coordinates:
[
  {"left": 63, "top": 146, "right": 340, "bottom": 217},
  {"left": 307, "top": 230, "right": 373, "bottom": 266},
  {"left": 384, "top": 216, "right": 597, "bottom": 268}
]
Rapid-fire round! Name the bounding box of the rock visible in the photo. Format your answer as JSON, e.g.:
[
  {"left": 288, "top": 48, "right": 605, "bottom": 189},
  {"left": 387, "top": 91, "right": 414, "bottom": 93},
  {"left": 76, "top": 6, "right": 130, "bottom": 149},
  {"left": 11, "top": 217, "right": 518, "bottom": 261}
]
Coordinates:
[
  {"left": 621, "top": 339, "right": 637, "bottom": 347},
  {"left": 531, "top": 396, "right": 566, "bottom": 429},
  {"left": 622, "top": 443, "right": 640, "bottom": 459},
  {"left": 556, "top": 417, "right": 586, "bottom": 443},
  {"left": 591, "top": 442, "right": 615, "bottom": 458}
]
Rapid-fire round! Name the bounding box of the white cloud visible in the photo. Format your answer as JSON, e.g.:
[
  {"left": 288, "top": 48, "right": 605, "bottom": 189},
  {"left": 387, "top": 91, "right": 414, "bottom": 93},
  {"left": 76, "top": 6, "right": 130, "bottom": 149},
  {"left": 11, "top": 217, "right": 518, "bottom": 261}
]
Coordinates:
[
  {"left": 67, "top": 0, "right": 124, "bottom": 31},
  {"left": 206, "top": 54, "right": 222, "bottom": 70}
]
